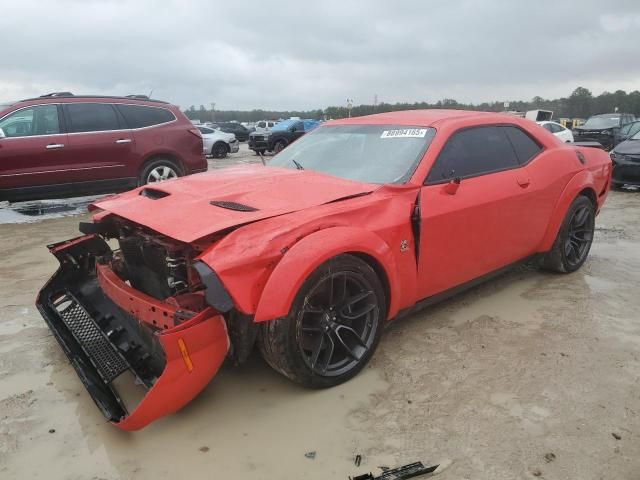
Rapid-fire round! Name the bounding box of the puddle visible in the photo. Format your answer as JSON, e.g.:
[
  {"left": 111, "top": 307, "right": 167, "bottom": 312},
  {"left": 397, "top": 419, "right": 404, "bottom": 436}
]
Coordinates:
[{"left": 0, "top": 195, "right": 106, "bottom": 224}]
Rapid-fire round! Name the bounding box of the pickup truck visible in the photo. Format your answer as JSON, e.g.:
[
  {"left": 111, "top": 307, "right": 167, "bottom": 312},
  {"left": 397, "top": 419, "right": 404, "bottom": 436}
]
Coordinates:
[
  {"left": 573, "top": 113, "right": 636, "bottom": 150},
  {"left": 248, "top": 119, "right": 320, "bottom": 155}
]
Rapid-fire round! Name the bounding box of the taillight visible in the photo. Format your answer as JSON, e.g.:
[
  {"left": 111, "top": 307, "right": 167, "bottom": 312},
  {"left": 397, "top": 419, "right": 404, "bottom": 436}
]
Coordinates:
[{"left": 188, "top": 128, "right": 202, "bottom": 138}]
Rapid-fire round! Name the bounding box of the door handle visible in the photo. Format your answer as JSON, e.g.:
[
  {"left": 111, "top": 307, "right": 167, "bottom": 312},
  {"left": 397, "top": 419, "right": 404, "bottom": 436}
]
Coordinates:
[
  {"left": 115, "top": 138, "right": 132, "bottom": 144},
  {"left": 45, "top": 143, "right": 65, "bottom": 150},
  {"left": 517, "top": 176, "right": 530, "bottom": 188}
]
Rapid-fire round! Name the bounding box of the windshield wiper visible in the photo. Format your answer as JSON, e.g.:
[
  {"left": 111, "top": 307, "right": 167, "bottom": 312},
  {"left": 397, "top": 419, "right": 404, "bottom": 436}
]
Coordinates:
[{"left": 291, "top": 158, "right": 304, "bottom": 170}]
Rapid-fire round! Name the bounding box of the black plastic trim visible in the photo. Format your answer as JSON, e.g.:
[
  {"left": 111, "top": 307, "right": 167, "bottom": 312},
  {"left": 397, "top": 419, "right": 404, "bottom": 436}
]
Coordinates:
[{"left": 193, "top": 261, "right": 235, "bottom": 313}]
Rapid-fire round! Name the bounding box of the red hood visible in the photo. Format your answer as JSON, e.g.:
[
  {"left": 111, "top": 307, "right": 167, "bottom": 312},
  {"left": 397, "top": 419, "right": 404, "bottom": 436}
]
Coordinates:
[{"left": 92, "top": 165, "right": 374, "bottom": 243}]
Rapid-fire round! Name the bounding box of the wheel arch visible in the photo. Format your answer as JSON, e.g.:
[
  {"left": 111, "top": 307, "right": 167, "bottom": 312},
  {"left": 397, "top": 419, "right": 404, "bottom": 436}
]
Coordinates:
[
  {"left": 253, "top": 226, "right": 401, "bottom": 323},
  {"left": 139, "top": 151, "right": 185, "bottom": 176},
  {"left": 539, "top": 171, "right": 597, "bottom": 252}
]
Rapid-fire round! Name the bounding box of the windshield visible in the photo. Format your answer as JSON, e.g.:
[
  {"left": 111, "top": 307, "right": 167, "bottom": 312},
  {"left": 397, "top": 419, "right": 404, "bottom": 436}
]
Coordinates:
[
  {"left": 583, "top": 115, "right": 620, "bottom": 129},
  {"left": 268, "top": 124, "right": 436, "bottom": 184},
  {"left": 272, "top": 119, "right": 299, "bottom": 131},
  {"left": 631, "top": 130, "right": 640, "bottom": 140}
]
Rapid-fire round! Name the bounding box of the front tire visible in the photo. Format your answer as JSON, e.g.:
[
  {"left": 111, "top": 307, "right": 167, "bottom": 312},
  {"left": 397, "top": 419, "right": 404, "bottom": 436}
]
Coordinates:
[
  {"left": 259, "top": 254, "right": 385, "bottom": 388},
  {"left": 273, "top": 140, "right": 287, "bottom": 154},
  {"left": 542, "top": 195, "right": 595, "bottom": 273}
]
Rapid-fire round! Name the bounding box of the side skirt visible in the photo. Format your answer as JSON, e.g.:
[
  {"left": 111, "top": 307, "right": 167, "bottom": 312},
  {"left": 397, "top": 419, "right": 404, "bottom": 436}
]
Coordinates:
[{"left": 394, "top": 254, "right": 544, "bottom": 321}]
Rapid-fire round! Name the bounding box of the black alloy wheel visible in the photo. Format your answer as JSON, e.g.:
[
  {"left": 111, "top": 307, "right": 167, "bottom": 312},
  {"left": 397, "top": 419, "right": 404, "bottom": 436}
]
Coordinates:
[
  {"left": 563, "top": 203, "right": 595, "bottom": 269},
  {"left": 259, "top": 254, "right": 385, "bottom": 388},
  {"left": 542, "top": 195, "right": 595, "bottom": 273},
  {"left": 297, "top": 270, "right": 379, "bottom": 376}
]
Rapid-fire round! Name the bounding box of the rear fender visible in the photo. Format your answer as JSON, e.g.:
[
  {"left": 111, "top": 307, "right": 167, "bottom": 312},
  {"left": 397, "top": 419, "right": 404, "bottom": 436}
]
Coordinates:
[
  {"left": 539, "top": 170, "right": 596, "bottom": 252},
  {"left": 253, "top": 226, "right": 404, "bottom": 322}
]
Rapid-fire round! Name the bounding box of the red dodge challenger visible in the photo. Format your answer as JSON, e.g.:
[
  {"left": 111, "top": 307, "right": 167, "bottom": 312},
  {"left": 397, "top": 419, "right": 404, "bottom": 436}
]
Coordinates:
[{"left": 37, "top": 110, "right": 612, "bottom": 430}]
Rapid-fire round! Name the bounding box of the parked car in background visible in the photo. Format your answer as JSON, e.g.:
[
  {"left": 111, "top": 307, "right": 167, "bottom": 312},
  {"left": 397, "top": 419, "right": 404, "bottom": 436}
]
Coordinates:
[
  {"left": 212, "top": 122, "right": 251, "bottom": 141},
  {"left": 537, "top": 121, "right": 574, "bottom": 142},
  {"left": 610, "top": 129, "right": 640, "bottom": 188},
  {"left": 254, "top": 120, "right": 278, "bottom": 134},
  {"left": 197, "top": 126, "right": 239, "bottom": 158},
  {"left": 0, "top": 93, "right": 206, "bottom": 202},
  {"left": 573, "top": 113, "right": 636, "bottom": 150},
  {"left": 618, "top": 120, "right": 640, "bottom": 143},
  {"left": 248, "top": 119, "right": 320, "bottom": 154},
  {"left": 37, "top": 109, "right": 611, "bottom": 429}
]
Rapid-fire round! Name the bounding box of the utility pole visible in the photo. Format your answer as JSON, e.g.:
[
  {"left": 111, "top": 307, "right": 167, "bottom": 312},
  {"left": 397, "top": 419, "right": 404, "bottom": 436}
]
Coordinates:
[
  {"left": 346, "top": 98, "right": 354, "bottom": 118},
  {"left": 210, "top": 102, "right": 216, "bottom": 122},
  {"left": 374, "top": 94, "right": 378, "bottom": 106}
]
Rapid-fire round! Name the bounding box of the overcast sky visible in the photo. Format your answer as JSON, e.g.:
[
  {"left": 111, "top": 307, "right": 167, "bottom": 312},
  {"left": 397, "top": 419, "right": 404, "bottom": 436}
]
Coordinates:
[{"left": 1, "top": 0, "right": 639, "bottom": 111}]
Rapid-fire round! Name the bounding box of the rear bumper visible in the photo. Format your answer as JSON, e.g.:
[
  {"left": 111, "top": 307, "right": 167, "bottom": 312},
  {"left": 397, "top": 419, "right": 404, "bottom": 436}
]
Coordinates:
[{"left": 36, "top": 235, "right": 229, "bottom": 431}]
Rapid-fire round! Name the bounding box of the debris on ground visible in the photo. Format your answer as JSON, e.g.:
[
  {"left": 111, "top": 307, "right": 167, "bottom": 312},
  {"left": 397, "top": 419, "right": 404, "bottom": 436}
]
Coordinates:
[
  {"left": 355, "top": 454, "right": 362, "bottom": 467},
  {"left": 48, "top": 429, "right": 55, "bottom": 434},
  {"left": 612, "top": 432, "right": 622, "bottom": 440},
  {"left": 304, "top": 451, "right": 316, "bottom": 459},
  {"left": 544, "top": 452, "right": 556, "bottom": 463},
  {"left": 531, "top": 468, "right": 543, "bottom": 477},
  {"left": 349, "top": 461, "right": 438, "bottom": 479},
  {"left": 199, "top": 446, "right": 209, "bottom": 452}
]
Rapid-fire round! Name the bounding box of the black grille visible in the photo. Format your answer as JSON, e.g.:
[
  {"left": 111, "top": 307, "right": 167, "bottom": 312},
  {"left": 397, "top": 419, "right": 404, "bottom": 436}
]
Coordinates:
[
  {"left": 210, "top": 200, "right": 258, "bottom": 212},
  {"left": 58, "top": 297, "right": 129, "bottom": 383}
]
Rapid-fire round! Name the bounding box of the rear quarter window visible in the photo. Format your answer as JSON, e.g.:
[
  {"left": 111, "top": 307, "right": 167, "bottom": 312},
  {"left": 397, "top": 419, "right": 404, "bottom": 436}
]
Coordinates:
[
  {"left": 502, "top": 126, "right": 542, "bottom": 164},
  {"left": 116, "top": 104, "right": 176, "bottom": 128}
]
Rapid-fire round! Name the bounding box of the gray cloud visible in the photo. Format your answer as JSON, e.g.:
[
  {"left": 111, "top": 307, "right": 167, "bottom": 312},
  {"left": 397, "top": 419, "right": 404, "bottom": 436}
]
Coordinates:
[{"left": 1, "top": 0, "right": 639, "bottom": 110}]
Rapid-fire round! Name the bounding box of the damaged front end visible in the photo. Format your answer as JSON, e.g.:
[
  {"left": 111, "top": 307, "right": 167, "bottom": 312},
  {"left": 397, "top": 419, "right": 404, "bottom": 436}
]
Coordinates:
[{"left": 36, "top": 223, "right": 230, "bottom": 430}]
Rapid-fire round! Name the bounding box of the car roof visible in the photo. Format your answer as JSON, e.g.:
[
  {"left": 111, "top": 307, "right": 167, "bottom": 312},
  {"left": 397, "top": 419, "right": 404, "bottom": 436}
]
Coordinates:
[
  {"left": 10, "top": 94, "right": 171, "bottom": 108},
  {"left": 326, "top": 109, "right": 521, "bottom": 128},
  {"left": 591, "top": 113, "right": 625, "bottom": 118}
]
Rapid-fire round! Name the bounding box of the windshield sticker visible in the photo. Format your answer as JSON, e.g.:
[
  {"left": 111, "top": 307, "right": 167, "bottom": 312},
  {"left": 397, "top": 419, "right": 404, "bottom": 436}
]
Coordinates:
[{"left": 380, "top": 129, "right": 428, "bottom": 139}]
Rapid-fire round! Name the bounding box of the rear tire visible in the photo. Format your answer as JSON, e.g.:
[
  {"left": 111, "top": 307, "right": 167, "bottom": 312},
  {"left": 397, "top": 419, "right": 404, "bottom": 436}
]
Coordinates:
[
  {"left": 541, "top": 195, "right": 595, "bottom": 273},
  {"left": 212, "top": 142, "right": 229, "bottom": 159},
  {"left": 259, "top": 254, "right": 385, "bottom": 388},
  {"left": 138, "top": 158, "right": 181, "bottom": 186}
]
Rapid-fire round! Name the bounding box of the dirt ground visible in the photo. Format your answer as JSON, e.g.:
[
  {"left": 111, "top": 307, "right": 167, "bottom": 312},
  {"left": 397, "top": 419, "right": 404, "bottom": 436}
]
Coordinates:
[{"left": 1, "top": 145, "right": 639, "bottom": 479}]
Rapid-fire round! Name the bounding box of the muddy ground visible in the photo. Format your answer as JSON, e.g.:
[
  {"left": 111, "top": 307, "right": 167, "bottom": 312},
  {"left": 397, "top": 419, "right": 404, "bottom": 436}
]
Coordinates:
[{"left": 1, "top": 145, "right": 639, "bottom": 479}]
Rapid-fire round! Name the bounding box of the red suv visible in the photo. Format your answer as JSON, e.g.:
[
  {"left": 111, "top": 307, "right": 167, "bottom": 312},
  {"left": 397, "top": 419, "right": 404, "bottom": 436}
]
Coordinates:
[{"left": 0, "top": 93, "right": 207, "bottom": 202}]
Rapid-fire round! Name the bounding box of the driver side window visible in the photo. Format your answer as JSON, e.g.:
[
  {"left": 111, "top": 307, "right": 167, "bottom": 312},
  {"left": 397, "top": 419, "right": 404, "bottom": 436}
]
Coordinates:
[
  {"left": 0, "top": 105, "right": 60, "bottom": 138},
  {"left": 425, "top": 125, "right": 520, "bottom": 184}
]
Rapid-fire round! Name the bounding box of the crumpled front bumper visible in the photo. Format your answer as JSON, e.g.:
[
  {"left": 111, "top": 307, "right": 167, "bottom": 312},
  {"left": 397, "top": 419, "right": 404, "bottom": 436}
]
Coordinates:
[{"left": 36, "top": 235, "right": 229, "bottom": 431}]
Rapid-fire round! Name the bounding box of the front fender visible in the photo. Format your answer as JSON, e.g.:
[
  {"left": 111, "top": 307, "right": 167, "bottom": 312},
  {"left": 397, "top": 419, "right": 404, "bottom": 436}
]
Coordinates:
[
  {"left": 539, "top": 170, "right": 596, "bottom": 252},
  {"left": 253, "top": 226, "right": 405, "bottom": 322}
]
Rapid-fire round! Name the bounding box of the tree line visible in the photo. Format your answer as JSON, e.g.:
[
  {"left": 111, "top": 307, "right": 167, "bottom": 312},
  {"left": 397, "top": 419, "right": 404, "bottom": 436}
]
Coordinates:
[{"left": 184, "top": 87, "right": 640, "bottom": 123}]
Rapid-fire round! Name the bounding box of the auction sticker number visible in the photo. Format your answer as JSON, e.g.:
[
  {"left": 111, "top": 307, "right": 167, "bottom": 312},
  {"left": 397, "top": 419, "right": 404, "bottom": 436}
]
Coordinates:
[{"left": 380, "top": 129, "right": 428, "bottom": 139}]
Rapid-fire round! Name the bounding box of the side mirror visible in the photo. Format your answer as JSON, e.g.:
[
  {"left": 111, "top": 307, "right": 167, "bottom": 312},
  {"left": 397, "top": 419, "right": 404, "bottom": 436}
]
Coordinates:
[
  {"left": 0, "top": 128, "right": 5, "bottom": 139},
  {"left": 443, "top": 177, "right": 461, "bottom": 195}
]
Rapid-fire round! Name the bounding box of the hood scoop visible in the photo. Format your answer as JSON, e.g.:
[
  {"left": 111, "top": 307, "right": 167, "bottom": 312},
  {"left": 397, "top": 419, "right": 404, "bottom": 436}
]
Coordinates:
[
  {"left": 140, "top": 188, "right": 170, "bottom": 200},
  {"left": 209, "top": 200, "right": 259, "bottom": 212}
]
